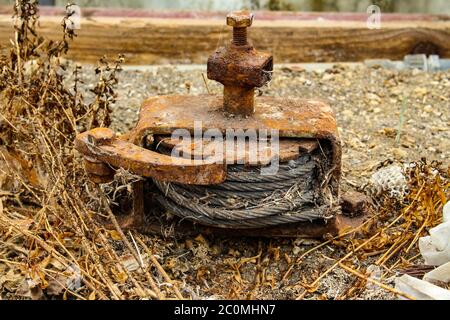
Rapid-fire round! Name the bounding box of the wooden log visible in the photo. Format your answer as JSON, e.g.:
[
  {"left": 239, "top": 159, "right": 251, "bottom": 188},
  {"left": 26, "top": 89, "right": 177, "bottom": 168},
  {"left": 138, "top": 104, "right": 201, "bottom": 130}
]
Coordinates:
[{"left": 1, "top": 7, "right": 449, "bottom": 65}]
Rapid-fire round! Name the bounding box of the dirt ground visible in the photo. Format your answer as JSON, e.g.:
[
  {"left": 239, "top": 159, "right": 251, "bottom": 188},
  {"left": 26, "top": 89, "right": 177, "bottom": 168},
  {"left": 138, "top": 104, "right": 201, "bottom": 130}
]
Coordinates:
[{"left": 68, "top": 63, "right": 447, "bottom": 300}]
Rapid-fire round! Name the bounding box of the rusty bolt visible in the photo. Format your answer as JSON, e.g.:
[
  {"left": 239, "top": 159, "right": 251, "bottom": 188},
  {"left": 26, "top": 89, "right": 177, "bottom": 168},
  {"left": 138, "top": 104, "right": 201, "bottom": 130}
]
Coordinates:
[
  {"left": 226, "top": 11, "right": 253, "bottom": 46},
  {"left": 207, "top": 11, "right": 272, "bottom": 116},
  {"left": 83, "top": 129, "right": 116, "bottom": 183},
  {"left": 340, "top": 191, "right": 370, "bottom": 217}
]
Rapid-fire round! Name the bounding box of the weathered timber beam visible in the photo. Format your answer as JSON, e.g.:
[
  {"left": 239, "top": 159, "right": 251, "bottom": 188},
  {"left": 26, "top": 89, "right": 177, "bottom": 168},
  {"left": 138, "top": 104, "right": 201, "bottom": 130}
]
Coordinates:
[{"left": 0, "top": 9, "right": 449, "bottom": 64}]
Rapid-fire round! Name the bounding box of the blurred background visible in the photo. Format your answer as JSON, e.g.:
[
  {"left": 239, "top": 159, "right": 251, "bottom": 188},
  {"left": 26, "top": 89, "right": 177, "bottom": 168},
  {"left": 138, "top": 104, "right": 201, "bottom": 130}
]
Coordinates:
[{"left": 1, "top": 0, "right": 449, "bottom": 14}]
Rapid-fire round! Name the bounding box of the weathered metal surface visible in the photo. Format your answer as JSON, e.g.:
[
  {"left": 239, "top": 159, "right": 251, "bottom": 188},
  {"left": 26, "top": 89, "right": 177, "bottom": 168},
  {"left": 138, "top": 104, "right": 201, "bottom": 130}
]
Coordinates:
[
  {"left": 84, "top": 157, "right": 115, "bottom": 183},
  {"left": 227, "top": 11, "right": 253, "bottom": 29},
  {"left": 207, "top": 10, "right": 273, "bottom": 115},
  {"left": 341, "top": 191, "right": 371, "bottom": 217},
  {"left": 84, "top": 159, "right": 114, "bottom": 177},
  {"left": 107, "top": 183, "right": 369, "bottom": 240},
  {"left": 155, "top": 135, "right": 318, "bottom": 165},
  {"left": 102, "top": 186, "right": 357, "bottom": 239},
  {"left": 207, "top": 47, "right": 273, "bottom": 88},
  {"left": 86, "top": 173, "right": 115, "bottom": 184},
  {"left": 75, "top": 128, "right": 227, "bottom": 185},
  {"left": 83, "top": 152, "right": 115, "bottom": 183},
  {"left": 73, "top": 10, "right": 344, "bottom": 238},
  {"left": 102, "top": 180, "right": 144, "bottom": 231},
  {"left": 126, "top": 94, "right": 341, "bottom": 189},
  {"left": 132, "top": 95, "right": 338, "bottom": 140},
  {"left": 222, "top": 85, "right": 255, "bottom": 115},
  {"left": 131, "top": 96, "right": 338, "bottom": 138}
]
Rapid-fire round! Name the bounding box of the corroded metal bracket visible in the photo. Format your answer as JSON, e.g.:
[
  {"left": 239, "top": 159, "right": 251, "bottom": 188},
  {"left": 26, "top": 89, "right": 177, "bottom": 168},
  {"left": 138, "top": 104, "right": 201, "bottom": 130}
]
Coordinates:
[
  {"left": 72, "top": 10, "right": 361, "bottom": 238},
  {"left": 126, "top": 95, "right": 341, "bottom": 189},
  {"left": 74, "top": 95, "right": 341, "bottom": 187},
  {"left": 75, "top": 127, "right": 226, "bottom": 185},
  {"left": 74, "top": 94, "right": 343, "bottom": 237},
  {"left": 207, "top": 10, "right": 273, "bottom": 116}
]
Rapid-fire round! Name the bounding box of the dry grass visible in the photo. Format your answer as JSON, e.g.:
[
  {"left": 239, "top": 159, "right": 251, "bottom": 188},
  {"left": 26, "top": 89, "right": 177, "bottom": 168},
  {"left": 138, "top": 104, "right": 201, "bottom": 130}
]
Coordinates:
[
  {"left": 290, "top": 160, "right": 449, "bottom": 299},
  {"left": 0, "top": 0, "right": 181, "bottom": 300}
]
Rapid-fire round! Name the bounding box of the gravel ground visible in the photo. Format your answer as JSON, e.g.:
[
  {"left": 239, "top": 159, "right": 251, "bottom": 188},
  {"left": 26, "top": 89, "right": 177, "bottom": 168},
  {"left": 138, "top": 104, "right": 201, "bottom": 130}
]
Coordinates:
[{"left": 73, "top": 63, "right": 449, "bottom": 299}]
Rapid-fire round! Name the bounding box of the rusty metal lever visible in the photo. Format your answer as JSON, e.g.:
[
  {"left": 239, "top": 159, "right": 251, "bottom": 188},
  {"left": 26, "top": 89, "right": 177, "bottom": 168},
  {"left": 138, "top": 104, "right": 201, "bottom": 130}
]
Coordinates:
[{"left": 74, "top": 128, "right": 227, "bottom": 185}]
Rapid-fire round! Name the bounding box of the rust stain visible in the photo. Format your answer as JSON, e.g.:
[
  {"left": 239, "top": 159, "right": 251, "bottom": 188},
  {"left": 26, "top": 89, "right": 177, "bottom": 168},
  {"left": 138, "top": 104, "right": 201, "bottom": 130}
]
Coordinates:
[
  {"left": 131, "top": 94, "right": 341, "bottom": 187},
  {"left": 132, "top": 95, "right": 339, "bottom": 141}
]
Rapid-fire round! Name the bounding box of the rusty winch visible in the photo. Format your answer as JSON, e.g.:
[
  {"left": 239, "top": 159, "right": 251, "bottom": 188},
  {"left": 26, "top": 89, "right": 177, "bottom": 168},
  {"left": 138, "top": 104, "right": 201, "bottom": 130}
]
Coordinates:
[{"left": 75, "top": 11, "right": 351, "bottom": 238}]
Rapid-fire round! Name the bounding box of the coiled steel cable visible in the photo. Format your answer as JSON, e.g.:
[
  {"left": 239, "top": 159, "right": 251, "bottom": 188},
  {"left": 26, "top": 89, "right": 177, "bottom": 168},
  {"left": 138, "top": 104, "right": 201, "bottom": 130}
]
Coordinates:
[
  {"left": 152, "top": 153, "right": 334, "bottom": 229},
  {"left": 154, "top": 194, "right": 330, "bottom": 229}
]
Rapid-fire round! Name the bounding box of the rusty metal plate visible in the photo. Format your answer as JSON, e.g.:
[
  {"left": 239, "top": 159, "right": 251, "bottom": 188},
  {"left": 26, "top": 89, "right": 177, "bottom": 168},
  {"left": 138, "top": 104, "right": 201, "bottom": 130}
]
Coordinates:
[
  {"left": 126, "top": 94, "right": 341, "bottom": 185},
  {"left": 128, "top": 95, "right": 339, "bottom": 142},
  {"left": 155, "top": 135, "right": 319, "bottom": 166}
]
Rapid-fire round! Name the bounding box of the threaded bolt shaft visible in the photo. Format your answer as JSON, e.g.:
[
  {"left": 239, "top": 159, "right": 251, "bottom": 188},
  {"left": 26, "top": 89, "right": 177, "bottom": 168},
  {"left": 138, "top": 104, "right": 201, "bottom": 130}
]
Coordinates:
[{"left": 232, "top": 27, "right": 247, "bottom": 46}]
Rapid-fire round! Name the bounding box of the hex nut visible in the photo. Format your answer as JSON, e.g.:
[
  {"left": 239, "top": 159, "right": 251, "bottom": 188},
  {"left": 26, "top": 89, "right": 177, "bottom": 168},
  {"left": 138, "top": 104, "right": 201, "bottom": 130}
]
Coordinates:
[
  {"left": 226, "top": 11, "right": 253, "bottom": 28},
  {"left": 207, "top": 47, "right": 273, "bottom": 88}
]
